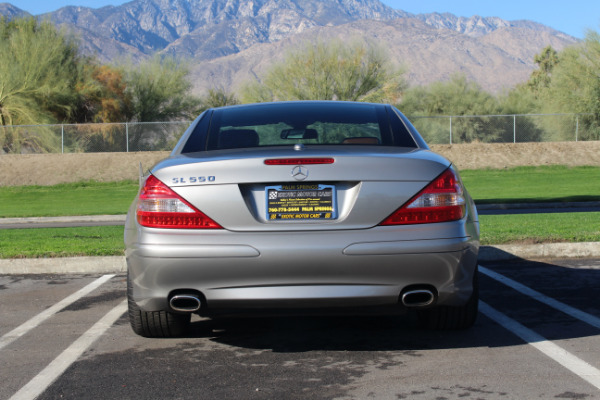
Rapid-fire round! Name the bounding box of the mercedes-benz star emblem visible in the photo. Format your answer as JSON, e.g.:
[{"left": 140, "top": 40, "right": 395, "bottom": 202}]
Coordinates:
[{"left": 291, "top": 166, "right": 309, "bottom": 181}]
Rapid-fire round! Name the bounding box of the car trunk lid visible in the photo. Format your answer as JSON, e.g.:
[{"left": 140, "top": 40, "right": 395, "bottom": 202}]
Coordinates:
[{"left": 150, "top": 147, "right": 451, "bottom": 231}]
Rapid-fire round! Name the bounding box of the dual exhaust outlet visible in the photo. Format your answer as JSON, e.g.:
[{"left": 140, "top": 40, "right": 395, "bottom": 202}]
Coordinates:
[
  {"left": 169, "top": 289, "right": 436, "bottom": 312},
  {"left": 401, "top": 288, "right": 436, "bottom": 308},
  {"left": 169, "top": 294, "right": 202, "bottom": 313}
]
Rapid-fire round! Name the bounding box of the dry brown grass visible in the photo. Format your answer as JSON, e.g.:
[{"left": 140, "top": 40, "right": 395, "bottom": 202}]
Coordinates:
[
  {"left": 1, "top": 141, "right": 600, "bottom": 186},
  {"left": 431, "top": 141, "right": 600, "bottom": 170}
]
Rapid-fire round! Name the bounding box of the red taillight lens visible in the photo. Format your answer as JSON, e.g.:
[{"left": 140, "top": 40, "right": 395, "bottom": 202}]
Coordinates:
[
  {"left": 379, "top": 168, "right": 466, "bottom": 225},
  {"left": 136, "top": 175, "right": 222, "bottom": 229},
  {"left": 264, "top": 158, "right": 335, "bottom": 165}
]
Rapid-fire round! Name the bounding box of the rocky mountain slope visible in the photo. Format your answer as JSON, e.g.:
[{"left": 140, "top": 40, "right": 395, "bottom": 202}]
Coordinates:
[
  {"left": 0, "top": 3, "right": 30, "bottom": 18},
  {"left": 1, "top": 0, "right": 579, "bottom": 94},
  {"left": 187, "top": 18, "right": 577, "bottom": 95}
]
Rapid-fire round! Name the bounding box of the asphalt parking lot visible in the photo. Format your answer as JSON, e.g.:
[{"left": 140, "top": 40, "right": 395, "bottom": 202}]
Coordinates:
[{"left": 1, "top": 258, "right": 599, "bottom": 400}]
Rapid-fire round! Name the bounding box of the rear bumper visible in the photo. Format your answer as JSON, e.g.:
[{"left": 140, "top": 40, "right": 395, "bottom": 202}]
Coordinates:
[{"left": 126, "top": 221, "right": 479, "bottom": 314}]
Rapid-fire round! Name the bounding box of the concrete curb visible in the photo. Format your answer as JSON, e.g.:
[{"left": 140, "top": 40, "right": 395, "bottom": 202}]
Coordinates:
[
  {"left": 476, "top": 201, "right": 600, "bottom": 211},
  {"left": 0, "top": 256, "right": 126, "bottom": 275},
  {"left": 478, "top": 242, "right": 600, "bottom": 261},
  {"left": 1, "top": 243, "right": 598, "bottom": 275},
  {"left": 0, "top": 215, "right": 127, "bottom": 225}
]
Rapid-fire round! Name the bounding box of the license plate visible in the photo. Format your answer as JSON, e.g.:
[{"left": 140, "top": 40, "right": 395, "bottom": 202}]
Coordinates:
[{"left": 266, "top": 184, "right": 337, "bottom": 220}]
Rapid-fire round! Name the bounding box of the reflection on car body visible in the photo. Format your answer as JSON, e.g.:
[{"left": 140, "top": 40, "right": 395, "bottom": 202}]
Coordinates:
[{"left": 124, "top": 101, "right": 480, "bottom": 337}]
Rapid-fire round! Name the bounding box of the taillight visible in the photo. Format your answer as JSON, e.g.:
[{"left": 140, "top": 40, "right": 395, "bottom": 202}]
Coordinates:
[
  {"left": 379, "top": 168, "right": 466, "bottom": 225},
  {"left": 136, "top": 175, "right": 222, "bottom": 229}
]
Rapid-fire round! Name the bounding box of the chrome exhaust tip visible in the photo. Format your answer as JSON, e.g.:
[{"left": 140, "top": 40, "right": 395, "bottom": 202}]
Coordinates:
[
  {"left": 169, "top": 294, "right": 202, "bottom": 313},
  {"left": 401, "top": 289, "right": 436, "bottom": 308}
]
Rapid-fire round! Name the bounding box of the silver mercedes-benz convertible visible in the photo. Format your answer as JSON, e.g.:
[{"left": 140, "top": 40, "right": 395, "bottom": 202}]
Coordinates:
[{"left": 124, "top": 101, "right": 480, "bottom": 337}]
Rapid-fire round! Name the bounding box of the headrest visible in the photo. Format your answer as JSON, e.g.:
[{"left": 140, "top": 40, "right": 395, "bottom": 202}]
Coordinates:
[{"left": 218, "top": 129, "right": 259, "bottom": 149}]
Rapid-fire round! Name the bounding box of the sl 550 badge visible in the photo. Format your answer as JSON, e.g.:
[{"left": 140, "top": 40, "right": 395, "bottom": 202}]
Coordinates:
[{"left": 172, "top": 176, "right": 215, "bottom": 184}]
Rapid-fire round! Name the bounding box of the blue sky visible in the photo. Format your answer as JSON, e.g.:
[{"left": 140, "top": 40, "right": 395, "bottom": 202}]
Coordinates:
[{"left": 11, "top": 0, "right": 600, "bottom": 39}]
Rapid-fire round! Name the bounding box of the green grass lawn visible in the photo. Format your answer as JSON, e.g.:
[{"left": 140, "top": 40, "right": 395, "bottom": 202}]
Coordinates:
[
  {"left": 0, "top": 226, "right": 125, "bottom": 258},
  {"left": 480, "top": 212, "right": 600, "bottom": 245},
  {"left": 0, "top": 180, "right": 138, "bottom": 218},
  {"left": 460, "top": 165, "right": 600, "bottom": 204},
  {"left": 0, "top": 165, "right": 598, "bottom": 258},
  {"left": 1, "top": 213, "right": 598, "bottom": 258},
  {"left": 0, "top": 166, "right": 598, "bottom": 218}
]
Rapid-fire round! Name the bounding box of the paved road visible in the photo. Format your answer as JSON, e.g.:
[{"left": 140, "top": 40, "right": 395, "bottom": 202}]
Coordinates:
[
  {"left": 478, "top": 205, "right": 600, "bottom": 215},
  {"left": 477, "top": 201, "right": 600, "bottom": 215},
  {"left": 1, "top": 202, "right": 598, "bottom": 229},
  {"left": 0, "top": 215, "right": 126, "bottom": 229},
  {"left": 1, "top": 258, "right": 599, "bottom": 399}
]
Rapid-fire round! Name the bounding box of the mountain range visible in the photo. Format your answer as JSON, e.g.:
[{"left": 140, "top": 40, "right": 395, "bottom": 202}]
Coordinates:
[{"left": 0, "top": 0, "right": 579, "bottom": 95}]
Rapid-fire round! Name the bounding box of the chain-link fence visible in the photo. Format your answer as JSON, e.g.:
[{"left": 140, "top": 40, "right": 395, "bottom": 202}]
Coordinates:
[
  {"left": 0, "top": 121, "right": 190, "bottom": 154},
  {"left": 410, "top": 113, "right": 599, "bottom": 144},
  {"left": 1, "top": 114, "right": 598, "bottom": 154}
]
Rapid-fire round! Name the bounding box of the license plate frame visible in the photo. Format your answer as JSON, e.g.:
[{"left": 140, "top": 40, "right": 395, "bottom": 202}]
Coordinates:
[{"left": 266, "top": 183, "right": 337, "bottom": 221}]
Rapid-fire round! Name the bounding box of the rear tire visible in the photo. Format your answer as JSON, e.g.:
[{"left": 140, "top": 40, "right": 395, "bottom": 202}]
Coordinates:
[
  {"left": 418, "top": 267, "right": 479, "bottom": 330},
  {"left": 127, "top": 272, "right": 191, "bottom": 338}
]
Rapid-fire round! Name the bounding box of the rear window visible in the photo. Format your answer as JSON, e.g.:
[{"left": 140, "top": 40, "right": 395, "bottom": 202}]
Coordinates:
[{"left": 181, "top": 102, "right": 418, "bottom": 153}]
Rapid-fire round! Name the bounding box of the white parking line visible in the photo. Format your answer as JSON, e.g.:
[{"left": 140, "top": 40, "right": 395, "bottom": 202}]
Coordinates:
[
  {"left": 480, "top": 266, "right": 600, "bottom": 330},
  {"left": 480, "top": 301, "right": 600, "bottom": 390},
  {"left": 9, "top": 300, "right": 127, "bottom": 400},
  {"left": 0, "top": 274, "right": 115, "bottom": 351}
]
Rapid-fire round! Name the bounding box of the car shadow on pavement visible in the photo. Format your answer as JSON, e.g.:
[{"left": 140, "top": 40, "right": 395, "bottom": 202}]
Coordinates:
[
  {"left": 184, "top": 311, "right": 520, "bottom": 353},
  {"left": 178, "top": 256, "right": 600, "bottom": 353}
]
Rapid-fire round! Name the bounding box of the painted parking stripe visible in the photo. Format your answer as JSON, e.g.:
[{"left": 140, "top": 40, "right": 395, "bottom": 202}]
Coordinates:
[
  {"left": 480, "top": 266, "right": 600, "bottom": 330},
  {"left": 9, "top": 300, "right": 127, "bottom": 400},
  {"left": 480, "top": 301, "right": 600, "bottom": 390},
  {"left": 0, "top": 274, "right": 115, "bottom": 351}
]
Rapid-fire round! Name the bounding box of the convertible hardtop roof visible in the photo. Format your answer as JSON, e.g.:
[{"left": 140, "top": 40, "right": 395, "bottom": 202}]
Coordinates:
[{"left": 176, "top": 101, "right": 429, "bottom": 154}]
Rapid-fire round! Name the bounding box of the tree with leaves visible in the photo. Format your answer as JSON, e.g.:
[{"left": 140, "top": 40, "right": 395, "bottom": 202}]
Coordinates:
[
  {"left": 0, "top": 17, "right": 88, "bottom": 152},
  {"left": 541, "top": 30, "right": 600, "bottom": 139},
  {"left": 121, "top": 55, "right": 201, "bottom": 150},
  {"left": 76, "top": 64, "right": 133, "bottom": 124},
  {"left": 68, "top": 63, "right": 135, "bottom": 151},
  {"left": 242, "top": 39, "right": 405, "bottom": 103},
  {"left": 124, "top": 55, "right": 200, "bottom": 123},
  {"left": 400, "top": 74, "right": 498, "bottom": 116},
  {"left": 398, "top": 74, "right": 546, "bottom": 143},
  {"left": 200, "top": 88, "right": 239, "bottom": 110},
  {"left": 0, "top": 17, "right": 82, "bottom": 126},
  {"left": 526, "top": 45, "right": 559, "bottom": 97}
]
